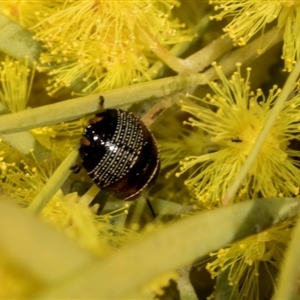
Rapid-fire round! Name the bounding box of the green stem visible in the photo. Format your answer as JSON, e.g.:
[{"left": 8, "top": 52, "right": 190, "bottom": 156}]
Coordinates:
[
  {"left": 137, "top": 27, "right": 188, "bottom": 73},
  {"left": 177, "top": 266, "right": 198, "bottom": 300},
  {"left": 0, "top": 102, "right": 9, "bottom": 115},
  {"left": 222, "top": 58, "right": 300, "bottom": 205},
  {"left": 80, "top": 184, "right": 100, "bottom": 206},
  {"left": 204, "top": 26, "right": 283, "bottom": 81},
  {"left": 1, "top": 131, "right": 47, "bottom": 160},
  {"left": 0, "top": 73, "right": 206, "bottom": 135},
  {"left": 147, "top": 14, "right": 210, "bottom": 79},
  {"left": 28, "top": 148, "right": 79, "bottom": 213},
  {"left": 186, "top": 36, "right": 234, "bottom": 73},
  {"left": 274, "top": 217, "right": 300, "bottom": 300},
  {"left": 146, "top": 25, "right": 282, "bottom": 77}
]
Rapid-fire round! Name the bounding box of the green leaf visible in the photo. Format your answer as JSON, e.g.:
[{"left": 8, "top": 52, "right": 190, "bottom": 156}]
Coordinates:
[
  {"left": 32, "top": 198, "right": 300, "bottom": 299},
  {"left": 0, "top": 13, "right": 42, "bottom": 64},
  {"left": 273, "top": 213, "right": 300, "bottom": 300},
  {"left": 0, "top": 199, "right": 92, "bottom": 283}
]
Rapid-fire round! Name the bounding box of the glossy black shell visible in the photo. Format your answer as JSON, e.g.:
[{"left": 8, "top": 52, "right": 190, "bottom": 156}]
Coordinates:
[{"left": 79, "top": 109, "right": 160, "bottom": 200}]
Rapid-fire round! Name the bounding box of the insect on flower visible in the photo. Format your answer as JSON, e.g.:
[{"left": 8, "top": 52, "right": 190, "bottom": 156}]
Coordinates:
[{"left": 72, "top": 96, "right": 160, "bottom": 214}]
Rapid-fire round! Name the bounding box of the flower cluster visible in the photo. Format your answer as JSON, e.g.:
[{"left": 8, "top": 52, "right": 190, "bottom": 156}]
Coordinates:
[
  {"left": 206, "top": 216, "right": 296, "bottom": 299},
  {"left": 210, "top": 0, "right": 300, "bottom": 71},
  {"left": 31, "top": 118, "right": 86, "bottom": 161},
  {"left": 0, "top": 1, "right": 53, "bottom": 28},
  {"left": 31, "top": 0, "right": 192, "bottom": 95},
  {"left": 177, "top": 63, "right": 300, "bottom": 207},
  {"left": 0, "top": 155, "right": 129, "bottom": 255},
  {"left": 0, "top": 0, "right": 300, "bottom": 298},
  {"left": 0, "top": 56, "right": 35, "bottom": 113}
]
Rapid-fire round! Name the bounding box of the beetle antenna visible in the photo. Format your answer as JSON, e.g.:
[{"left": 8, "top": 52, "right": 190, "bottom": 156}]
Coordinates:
[
  {"left": 96, "top": 96, "right": 106, "bottom": 117},
  {"left": 146, "top": 198, "right": 156, "bottom": 218},
  {"left": 99, "top": 95, "right": 105, "bottom": 109}
]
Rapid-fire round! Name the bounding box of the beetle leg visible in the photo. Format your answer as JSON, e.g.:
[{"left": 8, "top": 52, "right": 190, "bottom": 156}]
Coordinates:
[
  {"left": 89, "top": 116, "right": 103, "bottom": 124},
  {"left": 146, "top": 198, "right": 156, "bottom": 218},
  {"left": 80, "top": 136, "right": 92, "bottom": 146},
  {"left": 70, "top": 162, "right": 83, "bottom": 174}
]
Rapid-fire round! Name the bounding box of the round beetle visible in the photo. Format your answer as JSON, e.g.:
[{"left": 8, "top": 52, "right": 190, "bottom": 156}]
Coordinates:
[{"left": 74, "top": 96, "right": 160, "bottom": 201}]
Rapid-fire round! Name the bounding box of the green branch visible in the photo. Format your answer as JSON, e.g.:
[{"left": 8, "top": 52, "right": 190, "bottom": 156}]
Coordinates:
[{"left": 0, "top": 73, "right": 206, "bottom": 135}]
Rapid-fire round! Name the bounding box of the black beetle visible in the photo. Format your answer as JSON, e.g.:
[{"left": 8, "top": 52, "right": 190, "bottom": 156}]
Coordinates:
[{"left": 73, "top": 96, "right": 160, "bottom": 202}]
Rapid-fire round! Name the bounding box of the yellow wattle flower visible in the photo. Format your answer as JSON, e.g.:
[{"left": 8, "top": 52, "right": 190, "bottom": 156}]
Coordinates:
[
  {"left": 177, "top": 63, "right": 300, "bottom": 206},
  {"left": 210, "top": 0, "right": 300, "bottom": 71},
  {"left": 206, "top": 216, "right": 297, "bottom": 299},
  {"left": 31, "top": 118, "right": 87, "bottom": 161},
  {"left": 32, "top": 0, "right": 192, "bottom": 95},
  {"left": 0, "top": 156, "right": 129, "bottom": 255},
  {"left": 0, "top": 1, "right": 54, "bottom": 28},
  {"left": 0, "top": 56, "right": 35, "bottom": 113}
]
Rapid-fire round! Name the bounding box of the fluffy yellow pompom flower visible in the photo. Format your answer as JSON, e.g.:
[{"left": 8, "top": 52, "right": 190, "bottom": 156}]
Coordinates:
[
  {"left": 206, "top": 216, "right": 297, "bottom": 299},
  {"left": 32, "top": 0, "right": 192, "bottom": 95},
  {"left": 210, "top": 0, "right": 300, "bottom": 71},
  {"left": 0, "top": 1, "right": 53, "bottom": 28},
  {"left": 0, "top": 157, "right": 129, "bottom": 256},
  {"left": 177, "top": 63, "right": 300, "bottom": 207},
  {"left": 31, "top": 118, "right": 86, "bottom": 161},
  {"left": 0, "top": 56, "right": 35, "bottom": 113}
]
